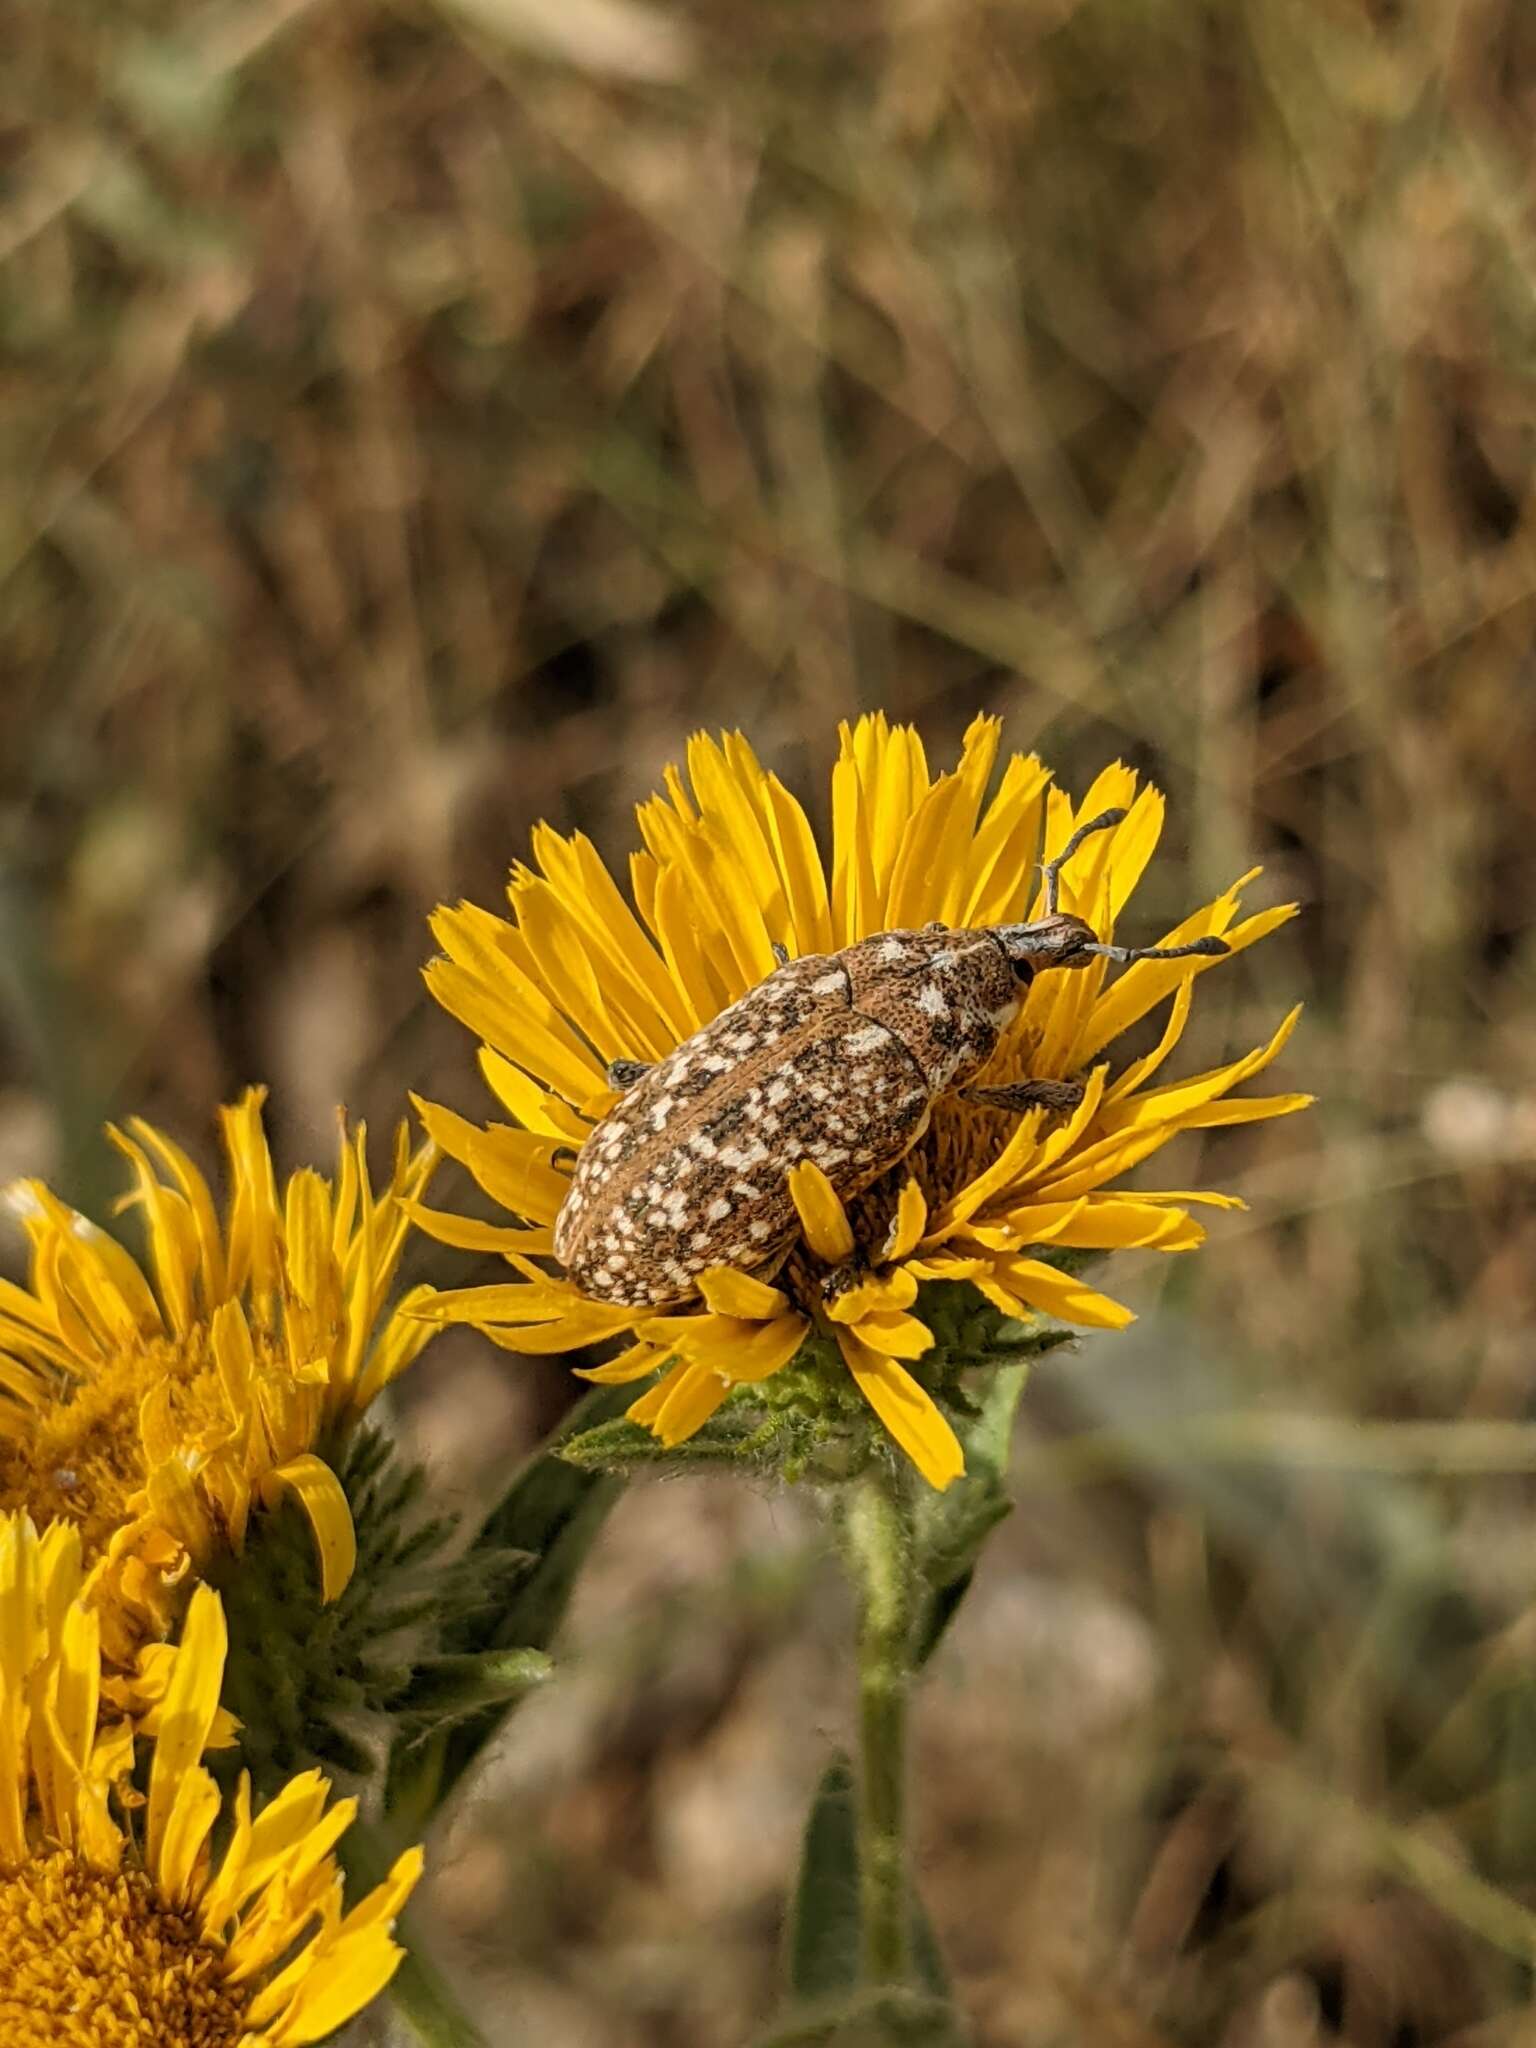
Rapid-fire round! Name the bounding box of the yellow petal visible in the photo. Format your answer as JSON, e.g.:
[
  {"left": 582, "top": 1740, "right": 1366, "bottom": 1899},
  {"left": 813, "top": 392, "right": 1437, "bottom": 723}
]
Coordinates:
[
  {"left": 532, "top": 825, "right": 696, "bottom": 1043},
  {"left": 990, "top": 1257, "right": 1136, "bottom": 1330},
  {"left": 957, "top": 751, "right": 1053, "bottom": 928},
  {"left": 158, "top": 1759, "right": 222, "bottom": 1908},
  {"left": 414, "top": 1280, "right": 607, "bottom": 1325},
  {"left": 427, "top": 903, "right": 606, "bottom": 1104},
  {"left": 508, "top": 872, "right": 648, "bottom": 1065},
  {"left": 885, "top": 716, "right": 999, "bottom": 928},
  {"left": 1172, "top": 1091, "right": 1315, "bottom": 1130},
  {"left": 847, "top": 1310, "right": 934, "bottom": 1361},
  {"left": 763, "top": 771, "right": 834, "bottom": 956},
  {"left": 653, "top": 1361, "right": 733, "bottom": 1446},
  {"left": 787, "top": 1160, "right": 856, "bottom": 1263},
  {"left": 399, "top": 1199, "right": 554, "bottom": 1259},
  {"left": 830, "top": 727, "right": 882, "bottom": 944},
  {"left": 1098, "top": 1005, "right": 1303, "bottom": 1136},
  {"left": 1105, "top": 976, "right": 1194, "bottom": 1104},
  {"left": 146, "top": 1582, "right": 226, "bottom": 1887},
  {"left": 642, "top": 1309, "right": 808, "bottom": 1382},
  {"left": 573, "top": 1340, "right": 668, "bottom": 1386},
  {"left": 881, "top": 1180, "right": 928, "bottom": 1264},
  {"left": 409, "top": 1096, "right": 575, "bottom": 1225},
  {"left": 1078, "top": 889, "right": 1298, "bottom": 1063},
  {"left": 835, "top": 1330, "right": 964, "bottom": 1491},
  {"left": 626, "top": 1359, "right": 691, "bottom": 1429},
  {"left": 697, "top": 1267, "right": 790, "bottom": 1319},
  {"left": 905, "top": 1253, "right": 989, "bottom": 1284},
  {"left": 477, "top": 1047, "right": 593, "bottom": 1145},
  {"left": 826, "top": 1267, "right": 919, "bottom": 1323},
  {"left": 261, "top": 1456, "right": 357, "bottom": 1603},
  {"left": 42, "top": 1598, "right": 100, "bottom": 1840},
  {"left": 994, "top": 1196, "right": 1204, "bottom": 1253}
]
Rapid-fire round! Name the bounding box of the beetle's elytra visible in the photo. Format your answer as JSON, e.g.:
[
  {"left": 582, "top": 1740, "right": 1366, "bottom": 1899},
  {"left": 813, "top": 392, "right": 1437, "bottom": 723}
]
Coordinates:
[{"left": 553, "top": 809, "right": 1228, "bottom": 1308}]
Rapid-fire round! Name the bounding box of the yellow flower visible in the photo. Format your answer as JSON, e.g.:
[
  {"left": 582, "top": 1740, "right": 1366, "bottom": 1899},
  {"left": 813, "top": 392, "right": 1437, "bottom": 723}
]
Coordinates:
[
  {"left": 413, "top": 717, "right": 1309, "bottom": 1491},
  {"left": 0, "top": 1091, "right": 436, "bottom": 1660},
  {"left": 0, "top": 1510, "right": 421, "bottom": 2048}
]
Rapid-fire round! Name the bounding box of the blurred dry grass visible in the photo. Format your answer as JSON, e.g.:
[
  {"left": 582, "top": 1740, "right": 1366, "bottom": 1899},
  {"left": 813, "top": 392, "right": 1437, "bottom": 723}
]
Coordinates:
[{"left": 6, "top": 0, "right": 1536, "bottom": 2041}]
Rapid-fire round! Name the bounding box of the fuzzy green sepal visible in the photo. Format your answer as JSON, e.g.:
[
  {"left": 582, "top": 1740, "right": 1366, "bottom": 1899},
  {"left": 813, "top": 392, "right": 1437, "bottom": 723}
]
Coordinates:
[
  {"left": 559, "top": 1277, "right": 1074, "bottom": 1487},
  {"left": 209, "top": 1424, "right": 527, "bottom": 1795}
]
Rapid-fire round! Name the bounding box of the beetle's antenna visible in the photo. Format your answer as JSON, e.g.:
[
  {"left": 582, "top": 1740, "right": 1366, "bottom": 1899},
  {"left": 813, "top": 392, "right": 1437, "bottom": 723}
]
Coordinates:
[
  {"left": 1041, "top": 808, "right": 1128, "bottom": 915},
  {"left": 1085, "top": 935, "right": 1231, "bottom": 964}
]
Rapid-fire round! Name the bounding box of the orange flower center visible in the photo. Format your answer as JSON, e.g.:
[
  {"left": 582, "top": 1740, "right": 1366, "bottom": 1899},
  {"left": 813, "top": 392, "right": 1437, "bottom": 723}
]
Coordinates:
[{"left": 0, "top": 1851, "right": 249, "bottom": 2047}]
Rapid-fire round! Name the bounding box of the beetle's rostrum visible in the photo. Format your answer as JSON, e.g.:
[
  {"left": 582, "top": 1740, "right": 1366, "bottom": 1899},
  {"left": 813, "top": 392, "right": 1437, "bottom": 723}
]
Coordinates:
[{"left": 553, "top": 809, "right": 1228, "bottom": 1308}]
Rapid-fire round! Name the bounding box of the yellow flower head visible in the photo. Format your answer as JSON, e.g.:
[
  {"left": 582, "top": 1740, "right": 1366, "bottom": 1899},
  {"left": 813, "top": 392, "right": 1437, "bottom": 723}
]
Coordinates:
[
  {"left": 0, "top": 1091, "right": 436, "bottom": 1659},
  {"left": 0, "top": 1511, "right": 421, "bottom": 2048},
  {"left": 415, "top": 717, "right": 1309, "bottom": 1490}
]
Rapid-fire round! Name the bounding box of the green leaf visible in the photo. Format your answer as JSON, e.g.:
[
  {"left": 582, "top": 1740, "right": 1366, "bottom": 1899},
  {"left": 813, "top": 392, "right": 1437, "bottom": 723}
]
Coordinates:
[
  {"left": 912, "top": 1359, "right": 1034, "bottom": 1668},
  {"left": 782, "top": 1755, "right": 951, "bottom": 2004},
  {"left": 383, "top": 1382, "right": 629, "bottom": 1833},
  {"left": 784, "top": 1754, "right": 864, "bottom": 2001},
  {"left": 394, "top": 1647, "right": 554, "bottom": 1737},
  {"left": 558, "top": 1401, "right": 824, "bottom": 1475}
]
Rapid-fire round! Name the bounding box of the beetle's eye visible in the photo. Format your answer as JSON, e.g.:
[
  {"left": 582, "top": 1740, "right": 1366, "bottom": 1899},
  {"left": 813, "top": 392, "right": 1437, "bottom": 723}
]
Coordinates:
[{"left": 1010, "top": 958, "right": 1036, "bottom": 984}]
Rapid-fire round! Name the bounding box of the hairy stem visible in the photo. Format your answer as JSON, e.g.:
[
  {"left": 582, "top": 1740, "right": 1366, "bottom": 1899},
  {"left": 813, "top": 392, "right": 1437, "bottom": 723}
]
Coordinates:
[{"left": 843, "top": 1460, "right": 918, "bottom": 1986}]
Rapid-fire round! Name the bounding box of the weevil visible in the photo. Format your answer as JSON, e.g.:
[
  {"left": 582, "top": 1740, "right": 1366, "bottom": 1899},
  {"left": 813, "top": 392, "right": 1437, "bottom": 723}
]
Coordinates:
[{"left": 554, "top": 808, "right": 1229, "bottom": 1307}]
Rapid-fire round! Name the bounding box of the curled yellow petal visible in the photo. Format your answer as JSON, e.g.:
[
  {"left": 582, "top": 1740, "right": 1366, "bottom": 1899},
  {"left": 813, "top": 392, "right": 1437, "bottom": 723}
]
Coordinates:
[
  {"left": 697, "top": 1266, "right": 790, "bottom": 1320},
  {"left": 847, "top": 1310, "right": 934, "bottom": 1361},
  {"left": 826, "top": 1267, "right": 919, "bottom": 1323},
  {"left": 881, "top": 1179, "right": 928, "bottom": 1263},
  {"left": 787, "top": 1160, "right": 856, "bottom": 1264},
  {"left": 261, "top": 1455, "right": 357, "bottom": 1604}
]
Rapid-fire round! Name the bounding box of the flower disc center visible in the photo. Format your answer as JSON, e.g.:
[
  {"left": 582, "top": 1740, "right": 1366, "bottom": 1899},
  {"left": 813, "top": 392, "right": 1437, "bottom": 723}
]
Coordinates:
[
  {"left": 0, "top": 1329, "right": 230, "bottom": 1560},
  {"left": 0, "top": 1851, "right": 248, "bottom": 2048}
]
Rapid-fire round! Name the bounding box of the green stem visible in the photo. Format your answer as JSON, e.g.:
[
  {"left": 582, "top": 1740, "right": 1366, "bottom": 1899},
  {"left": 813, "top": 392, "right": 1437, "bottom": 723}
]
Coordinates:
[{"left": 843, "top": 1460, "right": 918, "bottom": 1987}]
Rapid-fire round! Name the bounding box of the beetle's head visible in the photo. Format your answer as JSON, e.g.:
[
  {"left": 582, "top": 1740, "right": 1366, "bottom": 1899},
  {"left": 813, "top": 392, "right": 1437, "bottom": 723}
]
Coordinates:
[
  {"left": 991, "top": 915, "right": 1232, "bottom": 980},
  {"left": 993, "top": 913, "right": 1101, "bottom": 976}
]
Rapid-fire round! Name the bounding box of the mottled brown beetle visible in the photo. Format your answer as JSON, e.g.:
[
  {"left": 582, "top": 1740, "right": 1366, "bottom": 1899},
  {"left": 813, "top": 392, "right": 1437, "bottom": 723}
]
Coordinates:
[{"left": 554, "top": 808, "right": 1229, "bottom": 1308}]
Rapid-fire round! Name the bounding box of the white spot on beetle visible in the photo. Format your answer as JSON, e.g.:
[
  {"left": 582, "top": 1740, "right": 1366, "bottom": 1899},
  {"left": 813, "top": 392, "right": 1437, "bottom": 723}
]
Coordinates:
[
  {"left": 720, "top": 1140, "right": 769, "bottom": 1169},
  {"left": 916, "top": 984, "right": 949, "bottom": 1019},
  {"left": 845, "top": 1024, "right": 888, "bottom": 1054}
]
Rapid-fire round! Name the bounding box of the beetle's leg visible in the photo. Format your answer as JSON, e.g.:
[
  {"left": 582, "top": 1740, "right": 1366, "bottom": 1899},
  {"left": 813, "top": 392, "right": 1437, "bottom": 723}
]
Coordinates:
[
  {"left": 961, "top": 1078, "right": 1086, "bottom": 1114},
  {"left": 771, "top": 942, "right": 791, "bottom": 967},
  {"left": 820, "top": 1261, "right": 866, "bottom": 1305},
  {"left": 605, "top": 1058, "right": 652, "bottom": 1091}
]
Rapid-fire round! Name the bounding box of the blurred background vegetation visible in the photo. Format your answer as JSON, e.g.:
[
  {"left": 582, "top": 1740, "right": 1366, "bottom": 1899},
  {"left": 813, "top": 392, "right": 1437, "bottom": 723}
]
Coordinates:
[{"left": 6, "top": 0, "right": 1536, "bottom": 2041}]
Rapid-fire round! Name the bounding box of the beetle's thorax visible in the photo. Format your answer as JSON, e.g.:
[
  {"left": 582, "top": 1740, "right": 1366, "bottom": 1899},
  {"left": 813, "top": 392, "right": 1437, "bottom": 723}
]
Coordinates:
[{"left": 838, "top": 925, "right": 1020, "bottom": 1094}]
